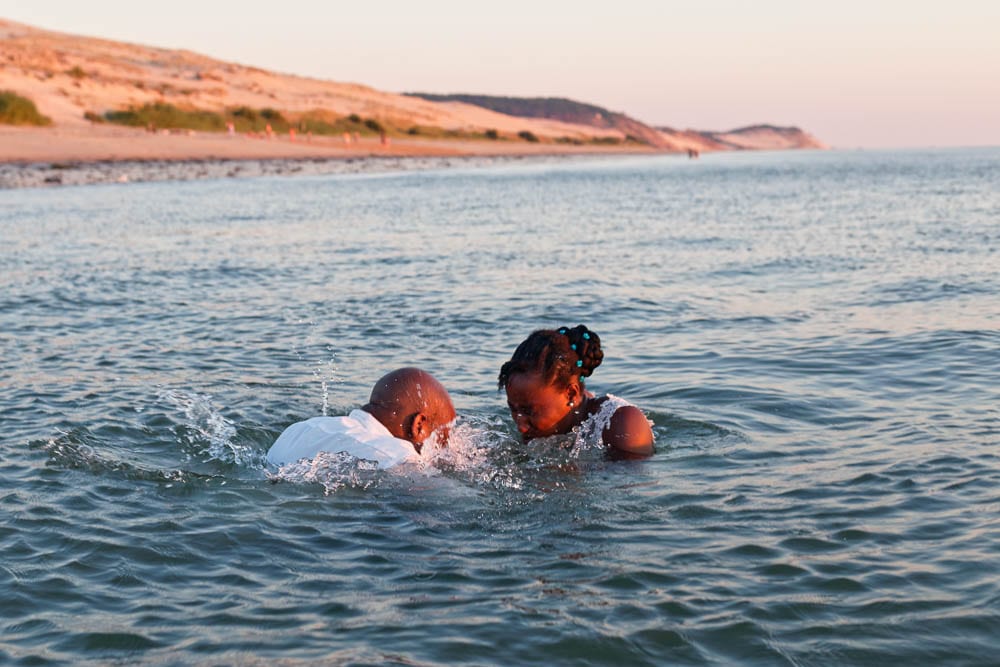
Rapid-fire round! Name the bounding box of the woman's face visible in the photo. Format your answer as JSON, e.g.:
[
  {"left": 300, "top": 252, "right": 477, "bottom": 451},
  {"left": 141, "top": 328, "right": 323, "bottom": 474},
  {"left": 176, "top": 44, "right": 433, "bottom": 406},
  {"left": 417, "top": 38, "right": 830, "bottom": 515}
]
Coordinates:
[{"left": 504, "top": 371, "right": 572, "bottom": 441}]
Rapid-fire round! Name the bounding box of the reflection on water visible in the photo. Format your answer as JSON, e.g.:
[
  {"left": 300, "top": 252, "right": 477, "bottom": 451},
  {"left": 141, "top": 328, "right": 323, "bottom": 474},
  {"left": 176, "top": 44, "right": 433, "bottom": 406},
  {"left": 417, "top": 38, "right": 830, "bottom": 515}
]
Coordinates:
[{"left": 1, "top": 148, "right": 999, "bottom": 665}]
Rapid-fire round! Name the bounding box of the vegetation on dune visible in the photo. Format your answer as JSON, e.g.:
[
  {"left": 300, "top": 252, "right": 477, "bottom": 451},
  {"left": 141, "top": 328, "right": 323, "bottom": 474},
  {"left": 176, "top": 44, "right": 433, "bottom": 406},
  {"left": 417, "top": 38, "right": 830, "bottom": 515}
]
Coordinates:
[
  {"left": 404, "top": 125, "right": 504, "bottom": 141},
  {"left": 105, "top": 102, "right": 227, "bottom": 131},
  {"left": 93, "top": 101, "right": 631, "bottom": 145},
  {"left": 406, "top": 93, "right": 616, "bottom": 127},
  {"left": 291, "top": 112, "right": 397, "bottom": 137},
  {"left": 556, "top": 135, "right": 631, "bottom": 146},
  {"left": 229, "top": 106, "right": 288, "bottom": 132},
  {"left": 0, "top": 90, "right": 52, "bottom": 126},
  {"left": 99, "top": 102, "right": 397, "bottom": 136}
]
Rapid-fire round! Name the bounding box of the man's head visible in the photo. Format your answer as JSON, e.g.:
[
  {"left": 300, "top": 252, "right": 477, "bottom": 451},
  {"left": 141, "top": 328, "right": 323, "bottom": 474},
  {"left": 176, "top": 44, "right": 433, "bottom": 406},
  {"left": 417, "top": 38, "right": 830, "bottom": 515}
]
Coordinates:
[{"left": 362, "top": 367, "right": 456, "bottom": 450}]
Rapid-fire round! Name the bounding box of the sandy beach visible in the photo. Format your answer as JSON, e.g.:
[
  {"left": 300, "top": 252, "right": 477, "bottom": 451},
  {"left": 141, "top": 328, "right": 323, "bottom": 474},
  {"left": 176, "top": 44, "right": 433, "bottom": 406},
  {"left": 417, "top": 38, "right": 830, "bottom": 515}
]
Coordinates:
[
  {"left": 0, "top": 123, "right": 659, "bottom": 163},
  {"left": 0, "top": 124, "right": 661, "bottom": 188}
]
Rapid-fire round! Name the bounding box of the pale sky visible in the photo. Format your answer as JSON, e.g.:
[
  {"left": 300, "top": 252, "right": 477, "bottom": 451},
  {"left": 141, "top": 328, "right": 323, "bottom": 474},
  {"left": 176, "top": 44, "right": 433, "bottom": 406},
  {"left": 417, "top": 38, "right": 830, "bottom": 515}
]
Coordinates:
[{"left": 5, "top": 1, "right": 999, "bottom": 148}]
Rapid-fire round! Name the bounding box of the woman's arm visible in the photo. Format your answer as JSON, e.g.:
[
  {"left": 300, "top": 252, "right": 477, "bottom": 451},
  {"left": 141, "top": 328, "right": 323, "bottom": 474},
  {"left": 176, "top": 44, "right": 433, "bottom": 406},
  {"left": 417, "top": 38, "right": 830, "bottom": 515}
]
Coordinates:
[{"left": 603, "top": 405, "right": 655, "bottom": 458}]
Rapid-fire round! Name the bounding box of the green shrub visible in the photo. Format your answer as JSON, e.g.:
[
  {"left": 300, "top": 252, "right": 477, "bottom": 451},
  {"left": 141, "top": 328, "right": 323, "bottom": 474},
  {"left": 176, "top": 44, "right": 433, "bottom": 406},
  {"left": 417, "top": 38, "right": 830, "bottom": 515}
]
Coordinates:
[
  {"left": 227, "top": 106, "right": 291, "bottom": 133},
  {"left": 0, "top": 90, "right": 52, "bottom": 126},
  {"left": 103, "top": 103, "right": 311, "bottom": 134},
  {"left": 288, "top": 112, "right": 375, "bottom": 136},
  {"left": 296, "top": 115, "right": 348, "bottom": 135},
  {"left": 97, "top": 101, "right": 530, "bottom": 142},
  {"left": 67, "top": 66, "right": 86, "bottom": 79},
  {"left": 260, "top": 108, "right": 285, "bottom": 122},
  {"left": 517, "top": 130, "right": 539, "bottom": 143},
  {"left": 83, "top": 111, "right": 105, "bottom": 124},
  {"left": 230, "top": 106, "right": 258, "bottom": 121},
  {"left": 401, "top": 125, "right": 509, "bottom": 141},
  {"left": 105, "top": 102, "right": 225, "bottom": 132}
]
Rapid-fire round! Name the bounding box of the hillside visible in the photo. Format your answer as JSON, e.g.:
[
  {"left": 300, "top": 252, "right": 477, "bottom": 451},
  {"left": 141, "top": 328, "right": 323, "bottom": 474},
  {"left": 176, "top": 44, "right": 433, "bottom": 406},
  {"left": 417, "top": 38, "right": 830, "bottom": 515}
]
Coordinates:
[
  {"left": 409, "top": 94, "right": 827, "bottom": 152},
  {"left": 0, "top": 18, "right": 623, "bottom": 143},
  {"left": 658, "top": 124, "right": 828, "bottom": 151},
  {"left": 711, "top": 125, "right": 827, "bottom": 149},
  {"left": 0, "top": 17, "right": 826, "bottom": 161},
  {"left": 406, "top": 93, "right": 671, "bottom": 148}
]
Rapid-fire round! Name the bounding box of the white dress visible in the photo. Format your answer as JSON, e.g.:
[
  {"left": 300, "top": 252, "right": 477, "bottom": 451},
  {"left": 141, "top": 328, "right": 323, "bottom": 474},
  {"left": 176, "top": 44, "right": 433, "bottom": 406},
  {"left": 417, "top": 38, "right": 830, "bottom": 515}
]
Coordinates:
[
  {"left": 574, "top": 394, "right": 635, "bottom": 448},
  {"left": 266, "top": 409, "right": 417, "bottom": 470}
]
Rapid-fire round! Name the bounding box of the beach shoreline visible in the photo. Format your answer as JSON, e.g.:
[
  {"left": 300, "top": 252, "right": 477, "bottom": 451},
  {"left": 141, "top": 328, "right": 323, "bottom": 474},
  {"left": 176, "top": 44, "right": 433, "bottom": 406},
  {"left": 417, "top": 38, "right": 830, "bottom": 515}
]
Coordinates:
[{"left": 0, "top": 124, "right": 663, "bottom": 188}]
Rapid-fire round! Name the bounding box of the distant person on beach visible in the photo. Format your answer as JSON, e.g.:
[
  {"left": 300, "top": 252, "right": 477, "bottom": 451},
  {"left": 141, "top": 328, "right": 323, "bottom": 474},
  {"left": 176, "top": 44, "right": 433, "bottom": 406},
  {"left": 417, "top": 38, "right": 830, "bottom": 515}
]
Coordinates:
[
  {"left": 498, "top": 325, "right": 654, "bottom": 458},
  {"left": 267, "top": 367, "right": 456, "bottom": 469}
]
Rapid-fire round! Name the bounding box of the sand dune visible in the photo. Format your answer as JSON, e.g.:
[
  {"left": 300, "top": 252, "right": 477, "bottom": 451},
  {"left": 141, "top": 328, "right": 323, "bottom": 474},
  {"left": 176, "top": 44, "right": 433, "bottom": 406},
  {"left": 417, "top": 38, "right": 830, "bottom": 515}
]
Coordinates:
[
  {"left": 1, "top": 17, "right": 825, "bottom": 167},
  {"left": 0, "top": 18, "right": 623, "bottom": 141}
]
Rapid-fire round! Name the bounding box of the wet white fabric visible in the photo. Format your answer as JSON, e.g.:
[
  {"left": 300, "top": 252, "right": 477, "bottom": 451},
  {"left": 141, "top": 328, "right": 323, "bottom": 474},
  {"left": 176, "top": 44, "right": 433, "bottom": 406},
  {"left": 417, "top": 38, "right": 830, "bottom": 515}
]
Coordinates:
[
  {"left": 575, "top": 394, "right": 634, "bottom": 447},
  {"left": 266, "top": 409, "right": 417, "bottom": 469}
]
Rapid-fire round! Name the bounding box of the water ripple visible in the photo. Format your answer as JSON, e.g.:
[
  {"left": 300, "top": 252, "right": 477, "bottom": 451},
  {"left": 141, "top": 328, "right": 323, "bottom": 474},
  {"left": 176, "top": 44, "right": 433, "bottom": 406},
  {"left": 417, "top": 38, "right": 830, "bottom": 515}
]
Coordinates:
[{"left": 1, "top": 149, "right": 998, "bottom": 664}]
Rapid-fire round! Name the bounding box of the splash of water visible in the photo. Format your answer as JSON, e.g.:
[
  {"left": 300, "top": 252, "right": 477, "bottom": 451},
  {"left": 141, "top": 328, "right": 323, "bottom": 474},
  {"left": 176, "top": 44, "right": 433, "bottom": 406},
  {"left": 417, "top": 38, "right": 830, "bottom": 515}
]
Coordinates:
[
  {"left": 283, "top": 309, "right": 339, "bottom": 416},
  {"left": 416, "top": 414, "right": 590, "bottom": 499},
  {"left": 266, "top": 450, "right": 381, "bottom": 495},
  {"left": 313, "top": 347, "right": 338, "bottom": 417},
  {"left": 257, "top": 408, "right": 622, "bottom": 498},
  {"left": 160, "top": 389, "right": 261, "bottom": 467}
]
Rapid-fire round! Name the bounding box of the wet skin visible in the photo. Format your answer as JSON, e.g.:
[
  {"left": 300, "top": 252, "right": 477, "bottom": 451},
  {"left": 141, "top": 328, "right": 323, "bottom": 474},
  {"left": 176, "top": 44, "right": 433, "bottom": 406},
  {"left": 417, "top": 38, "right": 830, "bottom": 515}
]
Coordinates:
[
  {"left": 505, "top": 371, "right": 582, "bottom": 441},
  {"left": 505, "top": 371, "right": 654, "bottom": 456}
]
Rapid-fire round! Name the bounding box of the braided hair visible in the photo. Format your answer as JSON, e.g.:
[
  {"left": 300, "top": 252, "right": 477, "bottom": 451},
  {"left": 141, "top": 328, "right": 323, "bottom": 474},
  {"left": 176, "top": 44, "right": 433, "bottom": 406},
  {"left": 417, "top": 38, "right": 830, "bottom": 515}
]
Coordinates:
[{"left": 498, "top": 325, "right": 604, "bottom": 390}]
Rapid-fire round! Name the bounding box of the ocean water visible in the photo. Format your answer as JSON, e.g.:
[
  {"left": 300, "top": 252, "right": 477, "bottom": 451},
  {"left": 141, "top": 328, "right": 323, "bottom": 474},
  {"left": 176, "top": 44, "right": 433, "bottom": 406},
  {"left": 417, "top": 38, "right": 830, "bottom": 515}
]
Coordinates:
[{"left": 1, "top": 147, "right": 998, "bottom": 666}]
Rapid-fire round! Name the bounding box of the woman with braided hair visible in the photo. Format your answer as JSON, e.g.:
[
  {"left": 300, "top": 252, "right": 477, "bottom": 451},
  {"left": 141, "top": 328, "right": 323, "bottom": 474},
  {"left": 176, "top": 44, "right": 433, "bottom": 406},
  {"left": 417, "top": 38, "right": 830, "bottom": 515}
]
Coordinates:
[{"left": 498, "top": 325, "right": 654, "bottom": 457}]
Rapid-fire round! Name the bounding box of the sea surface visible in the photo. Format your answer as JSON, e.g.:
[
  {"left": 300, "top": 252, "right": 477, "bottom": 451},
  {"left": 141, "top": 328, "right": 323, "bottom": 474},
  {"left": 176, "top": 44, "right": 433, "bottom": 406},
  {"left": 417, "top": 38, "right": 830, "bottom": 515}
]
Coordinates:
[{"left": 1, "top": 147, "right": 998, "bottom": 666}]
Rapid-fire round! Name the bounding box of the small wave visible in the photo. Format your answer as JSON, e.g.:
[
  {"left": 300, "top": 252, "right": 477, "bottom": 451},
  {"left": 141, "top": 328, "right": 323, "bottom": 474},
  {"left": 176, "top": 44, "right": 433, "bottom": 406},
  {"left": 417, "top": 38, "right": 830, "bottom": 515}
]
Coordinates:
[
  {"left": 865, "top": 277, "right": 994, "bottom": 307},
  {"left": 39, "top": 429, "right": 192, "bottom": 485}
]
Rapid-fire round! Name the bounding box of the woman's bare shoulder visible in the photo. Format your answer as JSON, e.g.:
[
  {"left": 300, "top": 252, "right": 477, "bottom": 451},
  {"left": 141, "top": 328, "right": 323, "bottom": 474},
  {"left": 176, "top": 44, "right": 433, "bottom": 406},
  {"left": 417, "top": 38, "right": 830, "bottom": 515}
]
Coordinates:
[{"left": 602, "top": 401, "right": 655, "bottom": 457}]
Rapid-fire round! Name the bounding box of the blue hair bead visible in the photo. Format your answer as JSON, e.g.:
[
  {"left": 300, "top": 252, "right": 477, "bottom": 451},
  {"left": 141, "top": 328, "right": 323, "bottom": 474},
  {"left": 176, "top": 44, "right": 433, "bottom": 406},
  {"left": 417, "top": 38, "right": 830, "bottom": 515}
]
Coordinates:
[
  {"left": 570, "top": 344, "right": 577, "bottom": 350},
  {"left": 558, "top": 328, "right": 567, "bottom": 334},
  {"left": 580, "top": 375, "right": 585, "bottom": 382},
  {"left": 576, "top": 360, "right": 583, "bottom": 367},
  {"left": 583, "top": 332, "right": 590, "bottom": 340}
]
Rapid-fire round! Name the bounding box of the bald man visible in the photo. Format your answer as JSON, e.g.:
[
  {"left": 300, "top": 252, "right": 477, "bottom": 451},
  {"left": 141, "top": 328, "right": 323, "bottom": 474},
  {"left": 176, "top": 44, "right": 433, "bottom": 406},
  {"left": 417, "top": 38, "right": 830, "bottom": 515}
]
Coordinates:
[{"left": 266, "top": 368, "right": 456, "bottom": 469}]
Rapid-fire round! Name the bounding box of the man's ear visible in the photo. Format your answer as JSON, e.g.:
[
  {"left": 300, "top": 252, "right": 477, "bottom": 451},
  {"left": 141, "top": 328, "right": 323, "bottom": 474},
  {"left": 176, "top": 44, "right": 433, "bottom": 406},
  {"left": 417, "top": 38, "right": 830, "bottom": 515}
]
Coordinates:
[{"left": 409, "top": 412, "right": 431, "bottom": 444}]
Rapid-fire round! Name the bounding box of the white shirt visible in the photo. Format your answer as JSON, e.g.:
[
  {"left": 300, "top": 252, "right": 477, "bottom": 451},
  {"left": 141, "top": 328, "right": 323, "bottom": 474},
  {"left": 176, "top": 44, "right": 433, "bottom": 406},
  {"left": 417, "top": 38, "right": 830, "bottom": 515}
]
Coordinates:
[{"left": 266, "top": 409, "right": 417, "bottom": 469}]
